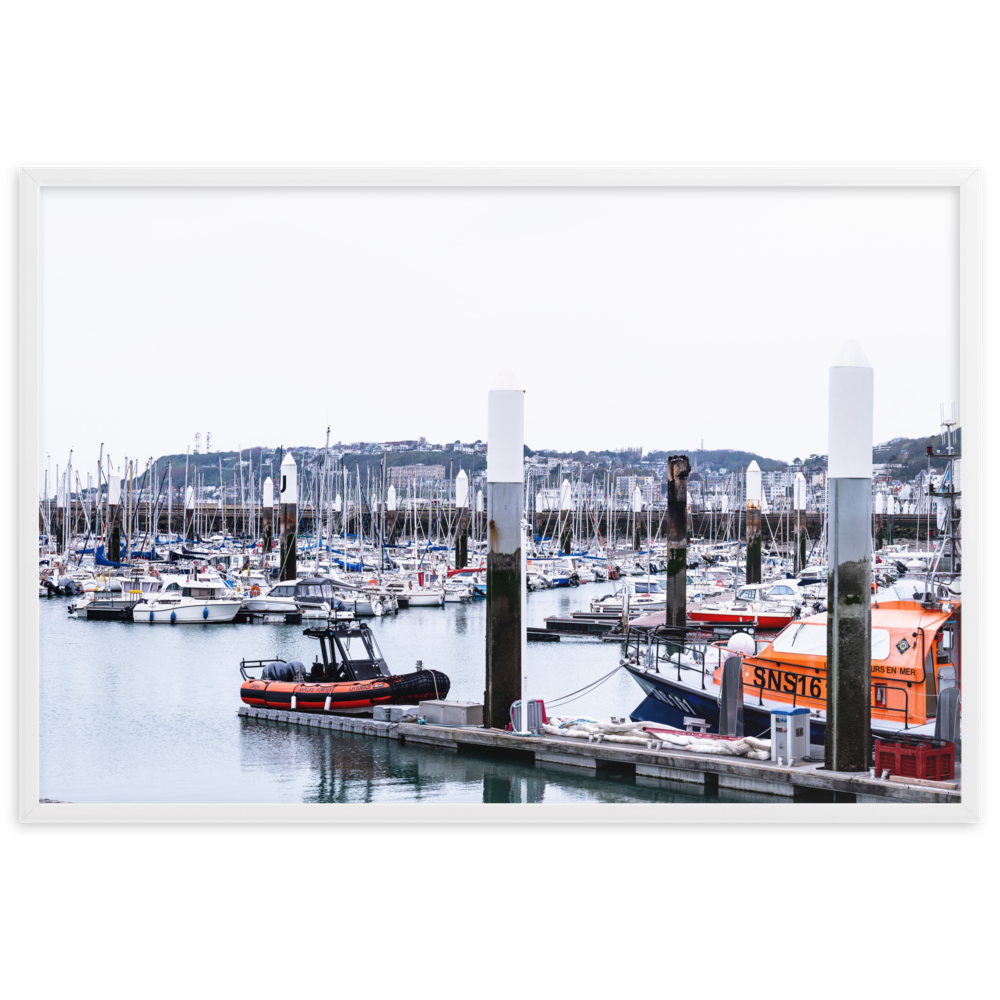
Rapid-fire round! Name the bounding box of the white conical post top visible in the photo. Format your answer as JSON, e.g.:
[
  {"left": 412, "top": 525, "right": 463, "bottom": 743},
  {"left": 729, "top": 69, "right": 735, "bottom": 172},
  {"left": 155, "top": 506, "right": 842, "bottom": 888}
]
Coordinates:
[
  {"left": 889, "top": 495, "right": 897, "bottom": 516},
  {"left": 794, "top": 471, "right": 807, "bottom": 510},
  {"left": 387, "top": 485, "right": 397, "bottom": 511},
  {"left": 334, "top": 493, "right": 342, "bottom": 513},
  {"left": 108, "top": 474, "right": 121, "bottom": 506},
  {"left": 455, "top": 469, "right": 469, "bottom": 508},
  {"left": 263, "top": 476, "right": 274, "bottom": 508},
  {"left": 476, "top": 489, "right": 483, "bottom": 513},
  {"left": 185, "top": 485, "right": 194, "bottom": 510},
  {"left": 875, "top": 491, "right": 884, "bottom": 515},
  {"left": 560, "top": 478, "right": 572, "bottom": 511},
  {"left": 535, "top": 491, "right": 546, "bottom": 513},
  {"left": 487, "top": 368, "right": 524, "bottom": 484},
  {"left": 721, "top": 494, "right": 729, "bottom": 514},
  {"left": 746, "top": 460, "right": 762, "bottom": 506},
  {"left": 280, "top": 451, "right": 298, "bottom": 504},
  {"left": 828, "top": 339, "right": 874, "bottom": 479},
  {"left": 632, "top": 486, "right": 643, "bottom": 513}
]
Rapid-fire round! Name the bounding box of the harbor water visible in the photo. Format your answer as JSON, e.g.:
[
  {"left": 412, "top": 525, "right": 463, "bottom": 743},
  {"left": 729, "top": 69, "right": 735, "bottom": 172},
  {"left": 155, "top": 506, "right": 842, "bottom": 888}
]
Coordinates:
[{"left": 40, "top": 581, "right": 746, "bottom": 804}]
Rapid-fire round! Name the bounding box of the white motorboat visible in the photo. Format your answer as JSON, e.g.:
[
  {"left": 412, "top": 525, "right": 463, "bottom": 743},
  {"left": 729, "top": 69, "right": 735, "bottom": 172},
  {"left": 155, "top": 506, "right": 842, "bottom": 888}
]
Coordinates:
[
  {"left": 133, "top": 574, "right": 242, "bottom": 623},
  {"left": 383, "top": 572, "right": 445, "bottom": 607},
  {"left": 590, "top": 579, "right": 666, "bottom": 614}
]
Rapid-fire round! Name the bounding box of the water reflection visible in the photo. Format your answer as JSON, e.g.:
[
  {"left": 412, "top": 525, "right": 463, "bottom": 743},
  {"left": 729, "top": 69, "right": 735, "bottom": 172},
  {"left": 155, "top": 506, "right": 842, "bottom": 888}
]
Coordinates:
[{"left": 41, "top": 581, "right": 749, "bottom": 804}]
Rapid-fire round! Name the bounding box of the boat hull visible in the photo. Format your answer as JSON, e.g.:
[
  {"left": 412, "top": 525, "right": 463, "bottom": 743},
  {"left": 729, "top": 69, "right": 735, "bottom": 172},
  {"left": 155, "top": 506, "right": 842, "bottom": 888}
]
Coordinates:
[
  {"left": 134, "top": 600, "right": 243, "bottom": 623},
  {"left": 687, "top": 609, "right": 796, "bottom": 629},
  {"left": 625, "top": 665, "right": 827, "bottom": 743},
  {"left": 240, "top": 669, "right": 451, "bottom": 712}
]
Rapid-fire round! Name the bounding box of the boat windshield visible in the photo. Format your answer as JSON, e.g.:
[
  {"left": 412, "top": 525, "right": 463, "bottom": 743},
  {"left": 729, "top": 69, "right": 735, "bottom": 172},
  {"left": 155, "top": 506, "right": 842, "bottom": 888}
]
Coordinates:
[
  {"left": 634, "top": 582, "right": 662, "bottom": 595},
  {"left": 772, "top": 623, "right": 892, "bottom": 660}
]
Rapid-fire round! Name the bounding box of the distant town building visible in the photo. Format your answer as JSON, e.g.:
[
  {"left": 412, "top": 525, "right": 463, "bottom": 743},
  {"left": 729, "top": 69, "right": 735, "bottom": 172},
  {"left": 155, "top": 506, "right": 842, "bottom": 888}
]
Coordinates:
[{"left": 388, "top": 464, "right": 445, "bottom": 487}]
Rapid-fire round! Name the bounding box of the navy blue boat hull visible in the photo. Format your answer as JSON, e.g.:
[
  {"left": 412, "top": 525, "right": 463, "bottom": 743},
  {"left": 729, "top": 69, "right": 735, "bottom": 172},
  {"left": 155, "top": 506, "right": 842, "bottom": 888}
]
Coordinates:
[{"left": 627, "top": 668, "right": 828, "bottom": 744}]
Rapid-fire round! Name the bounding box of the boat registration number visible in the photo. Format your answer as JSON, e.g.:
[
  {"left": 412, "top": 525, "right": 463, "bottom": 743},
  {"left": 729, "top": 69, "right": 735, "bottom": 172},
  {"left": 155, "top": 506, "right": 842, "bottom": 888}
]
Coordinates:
[{"left": 752, "top": 666, "right": 823, "bottom": 700}]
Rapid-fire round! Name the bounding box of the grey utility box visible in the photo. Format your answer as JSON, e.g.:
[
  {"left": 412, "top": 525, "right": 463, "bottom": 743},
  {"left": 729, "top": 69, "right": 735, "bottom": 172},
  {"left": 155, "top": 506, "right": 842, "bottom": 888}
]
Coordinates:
[
  {"left": 511, "top": 699, "right": 545, "bottom": 733},
  {"left": 420, "top": 701, "right": 484, "bottom": 726},
  {"left": 770, "top": 707, "right": 809, "bottom": 761},
  {"left": 373, "top": 705, "right": 422, "bottom": 722}
]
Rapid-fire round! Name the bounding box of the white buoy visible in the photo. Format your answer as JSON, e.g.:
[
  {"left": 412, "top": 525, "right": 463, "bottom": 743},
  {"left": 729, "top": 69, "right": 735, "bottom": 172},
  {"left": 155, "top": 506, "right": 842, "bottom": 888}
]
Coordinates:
[
  {"left": 632, "top": 486, "right": 642, "bottom": 513},
  {"left": 476, "top": 489, "right": 483, "bottom": 513},
  {"left": 386, "top": 485, "right": 397, "bottom": 512},
  {"left": 455, "top": 469, "right": 469, "bottom": 509},
  {"left": 560, "top": 478, "right": 572, "bottom": 511}
]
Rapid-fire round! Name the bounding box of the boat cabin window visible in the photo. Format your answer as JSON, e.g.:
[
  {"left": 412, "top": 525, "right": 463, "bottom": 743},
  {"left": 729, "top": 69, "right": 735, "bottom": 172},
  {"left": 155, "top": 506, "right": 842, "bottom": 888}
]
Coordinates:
[
  {"left": 769, "top": 585, "right": 795, "bottom": 596},
  {"left": 772, "top": 623, "right": 892, "bottom": 660},
  {"left": 141, "top": 581, "right": 159, "bottom": 593},
  {"left": 634, "top": 582, "right": 662, "bottom": 595},
  {"left": 331, "top": 630, "right": 390, "bottom": 680},
  {"left": 164, "top": 582, "right": 181, "bottom": 591},
  {"left": 270, "top": 585, "right": 294, "bottom": 597},
  {"left": 736, "top": 588, "right": 758, "bottom": 601},
  {"left": 183, "top": 587, "right": 214, "bottom": 598}
]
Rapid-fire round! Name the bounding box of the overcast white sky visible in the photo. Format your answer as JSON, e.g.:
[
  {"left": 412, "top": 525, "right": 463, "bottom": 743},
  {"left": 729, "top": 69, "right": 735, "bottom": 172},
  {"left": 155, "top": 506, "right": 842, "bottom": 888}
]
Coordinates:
[{"left": 39, "top": 186, "right": 958, "bottom": 486}]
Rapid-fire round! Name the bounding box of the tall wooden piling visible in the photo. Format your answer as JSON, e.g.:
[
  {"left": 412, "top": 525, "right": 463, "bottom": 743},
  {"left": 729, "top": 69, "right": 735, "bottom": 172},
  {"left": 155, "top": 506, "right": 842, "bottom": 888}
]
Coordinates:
[
  {"left": 745, "top": 461, "right": 762, "bottom": 584},
  {"left": 664, "top": 455, "right": 691, "bottom": 629},
  {"left": 485, "top": 369, "right": 524, "bottom": 730},
  {"left": 279, "top": 452, "right": 298, "bottom": 581},
  {"left": 826, "top": 341, "right": 874, "bottom": 772}
]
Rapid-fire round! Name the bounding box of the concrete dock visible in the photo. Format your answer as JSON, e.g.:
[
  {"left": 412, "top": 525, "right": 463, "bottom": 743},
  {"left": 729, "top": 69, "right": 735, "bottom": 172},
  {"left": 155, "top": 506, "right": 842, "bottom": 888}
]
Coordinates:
[{"left": 236, "top": 705, "right": 959, "bottom": 804}]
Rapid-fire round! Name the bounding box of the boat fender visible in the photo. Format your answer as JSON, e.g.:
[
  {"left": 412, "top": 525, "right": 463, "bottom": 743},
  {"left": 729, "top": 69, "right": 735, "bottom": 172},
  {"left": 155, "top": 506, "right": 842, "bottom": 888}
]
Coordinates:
[
  {"left": 149, "top": 612, "right": 154, "bottom": 621},
  {"left": 170, "top": 611, "right": 176, "bottom": 623},
  {"left": 203, "top": 607, "right": 209, "bottom": 619}
]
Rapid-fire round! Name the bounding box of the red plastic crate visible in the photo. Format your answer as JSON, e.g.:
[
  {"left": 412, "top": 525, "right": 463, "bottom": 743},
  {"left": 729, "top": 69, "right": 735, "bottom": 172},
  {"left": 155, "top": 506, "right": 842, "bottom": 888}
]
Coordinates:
[{"left": 874, "top": 739, "right": 955, "bottom": 781}]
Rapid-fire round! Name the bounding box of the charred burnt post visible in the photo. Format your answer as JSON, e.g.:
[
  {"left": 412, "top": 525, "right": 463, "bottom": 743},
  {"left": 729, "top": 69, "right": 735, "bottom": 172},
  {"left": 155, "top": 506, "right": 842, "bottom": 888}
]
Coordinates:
[
  {"left": 664, "top": 455, "right": 691, "bottom": 630},
  {"left": 559, "top": 478, "right": 573, "bottom": 555},
  {"left": 887, "top": 494, "right": 895, "bottom": 546},
  {"left": 279, "top": 451, "right": 298, "bottom": 581},
  {"left": 455, "top": 469, "right": 469, "bottom": 568},
  {"left": 745, "top": 461, "right": 762, "bottom": 584},
  {"left": 262, "top": 476, "right": 274, "bottom": 560},
  {"left": 826, "top": 341, "right": 874, "bottom": 772},
  {"left": 874, "top": 491, "right": 884, "bottom": 551},
  {"left": 794, "top": 471, "right": 807, "bottom": 574},
  {"left": 485, "top": 369, "right": 524, "bottom": 730}
]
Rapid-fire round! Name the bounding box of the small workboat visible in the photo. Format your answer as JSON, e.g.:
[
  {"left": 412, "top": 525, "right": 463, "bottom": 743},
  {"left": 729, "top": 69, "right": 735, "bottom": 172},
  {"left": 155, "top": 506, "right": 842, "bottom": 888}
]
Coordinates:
[{"left": 239, "top": 622, "right": 450, "bottom": 714}]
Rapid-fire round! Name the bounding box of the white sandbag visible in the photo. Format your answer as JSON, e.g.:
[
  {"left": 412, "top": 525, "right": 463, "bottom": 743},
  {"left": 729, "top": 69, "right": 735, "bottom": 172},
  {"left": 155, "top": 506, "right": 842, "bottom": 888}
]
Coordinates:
[
  {"left": 682, "top": 742, "right": 731, "bottom": 754},
  {"left": 746, "top": 749, "right": 771, "bottom": 760},
  {"left": 744, "top": 736, "right": 772, "bottom": 751}
]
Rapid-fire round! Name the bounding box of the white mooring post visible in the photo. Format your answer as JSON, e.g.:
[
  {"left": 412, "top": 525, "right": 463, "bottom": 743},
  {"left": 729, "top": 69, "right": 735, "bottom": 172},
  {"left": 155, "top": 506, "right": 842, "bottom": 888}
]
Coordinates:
[
  {"left": 826, "top": 340, "right": 874, "bottom": 772},
  {"left": 485, "top": 368, "right": 525, "bottom": 730}
]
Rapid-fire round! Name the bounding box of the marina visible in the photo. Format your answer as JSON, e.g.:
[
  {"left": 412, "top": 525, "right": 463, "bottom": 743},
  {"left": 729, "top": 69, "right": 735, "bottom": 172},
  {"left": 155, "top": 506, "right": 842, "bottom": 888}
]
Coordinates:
[{"left": 31, "top": 170, "right": 965, "bottom": 816}]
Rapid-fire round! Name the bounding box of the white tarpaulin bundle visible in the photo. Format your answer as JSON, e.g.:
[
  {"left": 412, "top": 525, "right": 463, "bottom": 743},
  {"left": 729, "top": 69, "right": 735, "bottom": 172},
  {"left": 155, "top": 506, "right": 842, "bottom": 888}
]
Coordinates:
[{"left": 543, "top": 717, "right": 772, "bottom": 760}]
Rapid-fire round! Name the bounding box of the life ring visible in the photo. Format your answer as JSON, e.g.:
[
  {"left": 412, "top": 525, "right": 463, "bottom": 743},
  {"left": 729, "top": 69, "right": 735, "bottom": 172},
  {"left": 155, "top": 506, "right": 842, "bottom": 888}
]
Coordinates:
[
  {"left": 151, "top": 569, "right": 158, "bottom": 577},
  {"left": 368, "top": 579, "right": 378, "bottom": 586},
  {"left": 716, "top": 580, "right": 724, "bottom": 587},
  {"left": 250, "top": 585, "right": 261, "bottom": 597}
]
